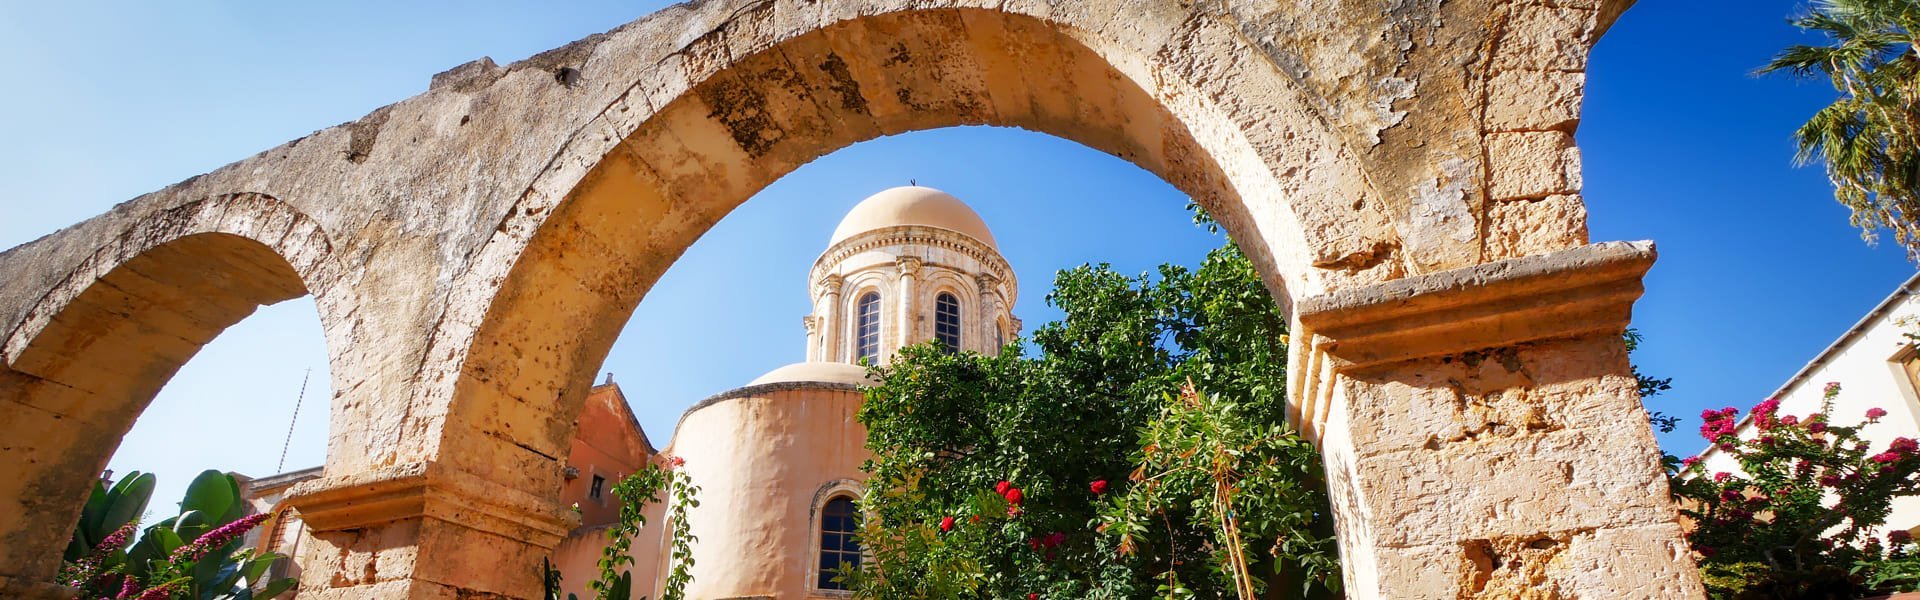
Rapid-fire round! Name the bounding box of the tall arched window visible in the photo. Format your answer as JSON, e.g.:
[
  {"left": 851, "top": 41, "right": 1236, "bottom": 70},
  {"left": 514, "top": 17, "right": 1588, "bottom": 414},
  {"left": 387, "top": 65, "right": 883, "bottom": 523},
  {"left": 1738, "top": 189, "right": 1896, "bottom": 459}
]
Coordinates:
[
  {"left": 818, "top": 496, "right": 862, "bottom": 590},
  {"left": 935, "top": 292, "right": 961, "bottom": 351},
  {"left": 855, "top": 292, "right": 882, "bottom": 364}
]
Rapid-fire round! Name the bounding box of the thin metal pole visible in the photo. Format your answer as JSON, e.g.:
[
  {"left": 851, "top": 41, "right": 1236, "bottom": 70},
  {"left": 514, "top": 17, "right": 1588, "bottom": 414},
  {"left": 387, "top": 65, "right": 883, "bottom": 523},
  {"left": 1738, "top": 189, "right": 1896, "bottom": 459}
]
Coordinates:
[{"left": 276, "top": 368, "right": 311, "bottom": 473}]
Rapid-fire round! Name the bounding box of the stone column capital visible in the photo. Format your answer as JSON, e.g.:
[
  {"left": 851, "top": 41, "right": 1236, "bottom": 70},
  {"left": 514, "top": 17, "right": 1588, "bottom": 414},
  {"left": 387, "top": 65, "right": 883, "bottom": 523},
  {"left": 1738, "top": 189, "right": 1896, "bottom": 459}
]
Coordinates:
[
  {"left": 974, "top": 273, "right": 1000, "bottom": 294},
  {"left": 802, "top": 315, "right": 819, "bottom": 334},
  {"left": 818, "top": 274, "right": 845, "bottom": 295},
  {"left": 1295, "top": 241, "right": 1655, "bottom": 373},
  {"left": 895, "top": 256, "right": 923, "bottom": 276},
  {"left": 284, "top": 460, "right": 576, "bottom": 549}
]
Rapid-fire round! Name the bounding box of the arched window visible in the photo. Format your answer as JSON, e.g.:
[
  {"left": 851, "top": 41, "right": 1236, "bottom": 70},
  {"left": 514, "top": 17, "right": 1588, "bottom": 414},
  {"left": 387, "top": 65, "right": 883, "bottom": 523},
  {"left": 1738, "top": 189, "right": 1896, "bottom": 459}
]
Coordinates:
[
  {"left": 818, "top": 496, "right": 862, "bottom": 590},
  {"left": 935, "top": 292, "right": 961, "bottom": 351},
  {"left": 855, "top": 292, "right": 882, "bottom": 364}
]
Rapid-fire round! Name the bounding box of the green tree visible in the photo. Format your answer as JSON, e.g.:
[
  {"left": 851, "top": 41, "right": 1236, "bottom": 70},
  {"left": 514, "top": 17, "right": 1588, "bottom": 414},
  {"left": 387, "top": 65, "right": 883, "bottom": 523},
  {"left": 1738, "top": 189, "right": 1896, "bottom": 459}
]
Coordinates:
[
  {"left": 851, "top": 242, "right": 1337, "bottom": 599},
  {"left": 1765, "top": 0, "right": 1920, "bottom": 259}
]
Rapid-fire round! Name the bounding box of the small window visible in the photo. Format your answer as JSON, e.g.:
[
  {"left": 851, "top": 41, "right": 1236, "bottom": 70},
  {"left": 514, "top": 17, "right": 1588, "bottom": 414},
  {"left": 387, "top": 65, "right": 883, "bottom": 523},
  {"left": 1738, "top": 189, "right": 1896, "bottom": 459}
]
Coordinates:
[
  {"left": 856, "top": 292, "right": 882, "bottom": 364},
  {"left": 589, "top": 474, "right": 606, "bottom": 501},
  {"left": 818, "top": 496, "right": 862, "bottom": 590},
  {"left": 935, "top": 293, "right": 961, "bottom": 351}
]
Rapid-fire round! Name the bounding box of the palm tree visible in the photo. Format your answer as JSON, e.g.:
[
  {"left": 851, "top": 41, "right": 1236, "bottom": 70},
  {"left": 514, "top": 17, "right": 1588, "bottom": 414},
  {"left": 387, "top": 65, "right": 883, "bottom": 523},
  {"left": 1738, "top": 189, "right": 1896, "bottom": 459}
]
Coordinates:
[{"left": 1765, "top": 0, "right": 1920, "bottom": 260}]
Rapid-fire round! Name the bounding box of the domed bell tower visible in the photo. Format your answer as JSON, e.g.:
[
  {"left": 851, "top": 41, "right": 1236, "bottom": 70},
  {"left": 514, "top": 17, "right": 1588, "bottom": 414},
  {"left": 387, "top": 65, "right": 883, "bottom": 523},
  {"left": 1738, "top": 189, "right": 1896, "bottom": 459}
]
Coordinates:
[{"left": 805, "top": 186, "right": 1020, "bottom": 365}]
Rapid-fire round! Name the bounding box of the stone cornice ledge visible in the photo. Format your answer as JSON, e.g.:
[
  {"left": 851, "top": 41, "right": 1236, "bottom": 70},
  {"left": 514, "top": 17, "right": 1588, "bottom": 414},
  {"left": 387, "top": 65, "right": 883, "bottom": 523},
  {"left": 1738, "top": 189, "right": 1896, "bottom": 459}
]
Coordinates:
[
  {"left": 1296, "top": 241, "right": 1655, "bottom": 371},
  {"left": 282, "top": 460, "right": 576, "bottom": 548}
]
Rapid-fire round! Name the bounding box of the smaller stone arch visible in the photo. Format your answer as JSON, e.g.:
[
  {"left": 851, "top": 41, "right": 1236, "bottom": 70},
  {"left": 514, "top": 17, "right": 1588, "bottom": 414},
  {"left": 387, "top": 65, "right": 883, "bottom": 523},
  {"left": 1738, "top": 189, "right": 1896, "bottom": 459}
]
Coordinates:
[
  {"left": 807, "top": 479, "right": 866, "bottom": 595},
  {"left": 0, "top": 193, "right": 337, "bottom": 597},
  {"left": 841, "top": 278, "right": 891, "bottom": 364}
]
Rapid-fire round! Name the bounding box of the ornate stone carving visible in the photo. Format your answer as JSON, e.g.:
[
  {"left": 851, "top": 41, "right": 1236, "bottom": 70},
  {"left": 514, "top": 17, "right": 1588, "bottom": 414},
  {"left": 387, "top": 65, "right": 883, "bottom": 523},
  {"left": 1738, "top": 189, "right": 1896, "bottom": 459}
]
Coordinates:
[{"left": 895, "top": 256, "right": 923, "bottom": 276}]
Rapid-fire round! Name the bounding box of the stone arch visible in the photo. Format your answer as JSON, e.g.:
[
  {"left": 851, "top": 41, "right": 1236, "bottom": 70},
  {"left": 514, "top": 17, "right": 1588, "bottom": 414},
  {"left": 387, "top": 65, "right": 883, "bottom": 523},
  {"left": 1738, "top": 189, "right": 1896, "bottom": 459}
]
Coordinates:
[
  {"left": 0, "top": 193, "right": 336, "bottom": 597},
  {"left": 253, "top": 1, "right": 1699, "bottom": 597},
  {"left": 433, "top": 3, "right": 1359, "bottom": 501}
]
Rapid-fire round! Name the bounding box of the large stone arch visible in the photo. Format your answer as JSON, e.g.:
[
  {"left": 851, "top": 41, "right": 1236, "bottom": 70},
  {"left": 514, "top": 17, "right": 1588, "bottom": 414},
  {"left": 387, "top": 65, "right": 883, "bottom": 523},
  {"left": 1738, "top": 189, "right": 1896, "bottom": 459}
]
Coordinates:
[
  {"left": 0, "top": 0, "right": 1702, "bottom": 597},
  {"left": 0, "top": 193, "right": 337, "bottom": 598}
]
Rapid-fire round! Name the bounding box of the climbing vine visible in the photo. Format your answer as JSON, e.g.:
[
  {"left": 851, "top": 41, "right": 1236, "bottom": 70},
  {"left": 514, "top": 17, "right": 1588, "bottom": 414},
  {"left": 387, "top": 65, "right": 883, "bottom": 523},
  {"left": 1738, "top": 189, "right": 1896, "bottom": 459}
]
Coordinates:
[{"left": 547, "top": 458, "right": 701, "bottom": 600}]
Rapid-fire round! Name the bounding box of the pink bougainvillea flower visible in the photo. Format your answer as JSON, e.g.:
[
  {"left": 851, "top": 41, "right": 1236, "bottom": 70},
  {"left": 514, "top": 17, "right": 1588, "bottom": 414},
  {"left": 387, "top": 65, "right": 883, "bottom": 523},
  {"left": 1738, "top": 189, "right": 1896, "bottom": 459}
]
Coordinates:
[
  {"left": 669, "top": 456, "right": 686, "bottom": 468},
  {"left": 1089, "top": 480, "right": 1109, "bottom": 495},
  {"left": 939, "top": 516, "right": 955, "bottom": 532},
  {"left": 1044, "top": 532, "right": 1067, "bottom": 548},
  {"left": 1681, "top": 457, "right": 1700, "bottom": 469},
  {"left": 1875, "top": 452, "right": 1902, "bottom": 464},
  {"left": 1893, "top": 530, "right": 1914, "bottom": 545},
  {"left": 1896, "top": 437, "right": 1920, "bottom": 453},
  {"left": 1780, "top": 415, "right": 1800, "bottom": 426},
  {"left": 1870, "top": 407, "right": 1890, "bottom": 419},
  {"left": 1810, "top": 422, "right": 1828, "bottom": 433},
  {"left": 1825, "top": 382, "right": 1842, "bottom": 394},
  {"left": 1720, "top": 489, "right": 1742, "bottom": 502},
  {"left": 1820, "top": 474, "right": 1841, "bottom": 487},
  {"left": 1713, "top": 472, "right": 1732, "bottom": 483}
]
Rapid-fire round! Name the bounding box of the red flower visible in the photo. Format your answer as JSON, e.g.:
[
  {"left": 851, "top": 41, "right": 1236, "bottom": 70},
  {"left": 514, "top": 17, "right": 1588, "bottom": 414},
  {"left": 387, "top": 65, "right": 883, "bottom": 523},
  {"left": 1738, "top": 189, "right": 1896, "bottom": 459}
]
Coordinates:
[
  {"left": 996, "top": 480, "right": 1012, "bottom": 496},
  {"left": 1713, "top": 472, "right": 1731, "bottom": 483},
  {"left": 1089, "top": 480, "right": 1109, "bottom": 495},
  {"left": 1870, "top": 407, "right": 1890, "bottom": 419},
  {"left": 1720, "top": 490, "right": 1742, "bottom": 502},
  {"left": 1895, "top": 437, "right": 1920, "bottom": 453},
  {"left": 668, "top": 456, "right": 686, "bottom": 468},
  {"left": 1893, "top": 530, "right": 1914, "bottom": 545},
  {"left": 1825, "top": 382, "right": 1842, "bottom": 395},
  {"left": 1810, "top": 422, "right": 1828, "bottom": 433},
  {"left": 1681, "top": 457, "right": 1700, "bottom": 469},
  {"left": 1029, "top": 595, "right": 1039, "bottom": 600},
  {"left": 970, "top": 515, "right": 981, "bottom": 524},
  {"left": 1044, "top": 532, "right": 1067, "bottom": 548},
  {"left": 1875, "top": 451, "right": 1902, "bottom": 464},
  {"left": 1820, "top": 474, "right": 1841, "bottom": 487},
  {"left": 1005, "top": 488, "right": 1024, "bottom": 505},
  {"left": 939, "top": 516, "right": 955, "bottom": 532},
  {"left": 1008, "top": 505, "right": 1023, "bottom": 517},
  {"left": 1780, "top": 415, "right": 1800, "bottom": 426}
]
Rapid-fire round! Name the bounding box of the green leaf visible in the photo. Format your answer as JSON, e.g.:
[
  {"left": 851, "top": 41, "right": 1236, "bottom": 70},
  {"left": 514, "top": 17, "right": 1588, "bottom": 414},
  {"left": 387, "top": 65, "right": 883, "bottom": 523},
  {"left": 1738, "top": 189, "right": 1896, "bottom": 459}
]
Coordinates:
[
  {"left": 102, "top": 472, "right": 156, "bottom": 536},
  {"left": 180, "top": 470, "right": 240, "bottom": 526}
]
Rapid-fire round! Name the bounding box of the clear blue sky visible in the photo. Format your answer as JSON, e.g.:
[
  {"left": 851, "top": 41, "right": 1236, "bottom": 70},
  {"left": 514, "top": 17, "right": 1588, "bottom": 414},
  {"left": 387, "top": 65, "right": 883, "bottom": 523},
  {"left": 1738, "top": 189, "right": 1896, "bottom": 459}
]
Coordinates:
[{"left": 0, "top": 1, "right": 1911, "bottom": 510}]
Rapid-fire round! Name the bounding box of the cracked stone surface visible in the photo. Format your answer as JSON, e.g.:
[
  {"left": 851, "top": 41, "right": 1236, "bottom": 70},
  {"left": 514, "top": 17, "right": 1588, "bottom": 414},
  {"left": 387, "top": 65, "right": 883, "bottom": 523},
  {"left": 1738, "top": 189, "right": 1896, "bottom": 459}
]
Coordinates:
[{"left": 0, "top": 0, "right": 1697, "bottom": 597}]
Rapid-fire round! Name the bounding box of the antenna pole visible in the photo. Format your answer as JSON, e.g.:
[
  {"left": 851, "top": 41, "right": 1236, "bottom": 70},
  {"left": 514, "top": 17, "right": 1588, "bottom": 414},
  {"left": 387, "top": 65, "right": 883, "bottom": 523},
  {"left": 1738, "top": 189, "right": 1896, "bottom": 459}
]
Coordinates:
[{"left": 276, "top": 368, "right": 311, "bottom": 473}]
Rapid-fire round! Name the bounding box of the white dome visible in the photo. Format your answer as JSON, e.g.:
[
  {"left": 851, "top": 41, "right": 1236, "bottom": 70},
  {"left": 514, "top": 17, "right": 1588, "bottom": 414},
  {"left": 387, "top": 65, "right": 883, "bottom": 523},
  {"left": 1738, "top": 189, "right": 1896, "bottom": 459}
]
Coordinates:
[
  {"left": 828, "top": 186, "right": 997, "bottom": 248},
  {"left": 747, "top": 362, "right": 873, "bottom": 386}
]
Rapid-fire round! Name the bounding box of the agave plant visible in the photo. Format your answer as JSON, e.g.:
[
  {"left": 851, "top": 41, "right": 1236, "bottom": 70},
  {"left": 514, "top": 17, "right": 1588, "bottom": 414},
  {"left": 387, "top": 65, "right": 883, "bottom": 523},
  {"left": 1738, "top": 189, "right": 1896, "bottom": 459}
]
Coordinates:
[{"left": 63, "top": 470, "right": 296, "bottom": 600}]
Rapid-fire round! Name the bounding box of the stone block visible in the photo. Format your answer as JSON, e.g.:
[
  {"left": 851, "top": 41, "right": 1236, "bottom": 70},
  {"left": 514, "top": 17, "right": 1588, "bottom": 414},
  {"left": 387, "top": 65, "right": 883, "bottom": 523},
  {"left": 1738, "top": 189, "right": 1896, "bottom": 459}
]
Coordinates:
[
  {"left": 1487, "top": 131, "right": 1582, "bottom": 201},
  {"left": 1487, "top": 193, "right": 1589, "bottom": 260},
  {"left": 1485, "top": 70, "right": 1584, "bottom": 132}
]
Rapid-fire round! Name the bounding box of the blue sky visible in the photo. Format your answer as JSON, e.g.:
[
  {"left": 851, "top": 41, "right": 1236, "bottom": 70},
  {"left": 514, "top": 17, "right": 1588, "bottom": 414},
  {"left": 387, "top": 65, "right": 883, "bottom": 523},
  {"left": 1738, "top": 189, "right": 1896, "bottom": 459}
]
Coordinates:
[{"left": 0, "top": 1, "right": 1912, "bottom": 509}]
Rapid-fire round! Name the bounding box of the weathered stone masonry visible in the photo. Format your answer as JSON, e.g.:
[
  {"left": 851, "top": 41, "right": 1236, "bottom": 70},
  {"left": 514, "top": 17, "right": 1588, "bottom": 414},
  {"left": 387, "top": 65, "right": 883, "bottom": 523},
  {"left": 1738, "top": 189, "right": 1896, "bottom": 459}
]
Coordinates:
[{"left": 0, "top": 0, "right": 1701, "bottom": 597}]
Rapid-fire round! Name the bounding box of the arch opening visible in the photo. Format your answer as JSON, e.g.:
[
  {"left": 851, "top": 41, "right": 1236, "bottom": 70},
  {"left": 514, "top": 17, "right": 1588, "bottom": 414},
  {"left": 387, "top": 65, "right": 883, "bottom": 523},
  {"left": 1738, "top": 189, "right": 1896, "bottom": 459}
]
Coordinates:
[{"left": 0, "top": 216, "right": 337, "bottom": 590}]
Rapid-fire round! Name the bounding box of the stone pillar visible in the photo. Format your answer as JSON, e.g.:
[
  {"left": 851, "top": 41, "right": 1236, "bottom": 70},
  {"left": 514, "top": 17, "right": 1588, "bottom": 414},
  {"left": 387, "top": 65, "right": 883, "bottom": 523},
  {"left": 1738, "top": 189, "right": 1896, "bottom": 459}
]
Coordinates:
[
  {"left": 1289, "top": 242, "right": 1705, "bottom": 599},
  {"left": 819, "top": 275, "right": 843, "bottom": 362},
  {"left": 975, "top": 274, "right": 1000, "bottom": 354},
  {"left": 895, "top": 257, "right": 921, "bottom": 354},
  {"left": 281, "top": 461, "right": 575, "bottom": 599}
]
